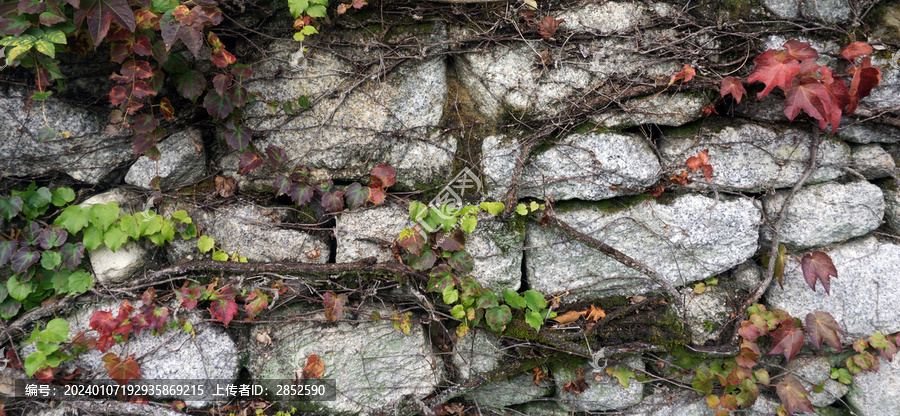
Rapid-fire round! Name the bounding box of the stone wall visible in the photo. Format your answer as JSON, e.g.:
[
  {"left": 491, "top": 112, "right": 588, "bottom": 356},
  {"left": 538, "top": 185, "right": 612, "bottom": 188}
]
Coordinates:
[{"left": 3, "top": 0, "right": 900, "bottom": 414}]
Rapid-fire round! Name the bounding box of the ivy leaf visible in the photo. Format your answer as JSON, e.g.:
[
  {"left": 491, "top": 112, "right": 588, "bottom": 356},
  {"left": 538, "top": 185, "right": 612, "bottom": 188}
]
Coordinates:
[
  {"left": 50, "top": 188, "right": 75, "bottom": 207},
  {"left": 133, "top": 113, "right": 158, "bottom": 133},
  {"left": 159, "top": 9, "right": 202, "bottom": 57},
  {"left": 775, "top": 375, "right": 813, "bottom": 415},
  {"left": 846, "top": 57, "right": 882, "bottom": 116},
  {"left": 868, "top": 333, "right": 897, "bottom": 362},
  {"left": 485, "top": 305, "right": 511, "bottom": 332},
  {"left": 175, "top": 70, "right": 206, "bottom": 100},
  {"left": 159, "top": 97, "right": 175, "bottom": 120},
  {"left": 839, "top": 41, "right": 873, "bottom": 62},
  {"left": 11, "top": 247, "right": 40, "bottom": 273},
  {"left": 800, "top": 251, "right": 837, "bottom": 295},
  {"left": 409, "top": 201, "right": 429, "bottom": 222},
  {"left": 20, "top": 221, "right": 42, "bottom": 246},
  {"left": 747, "top": 49, "right": 801, "bottom": 99},
  {"left": 0, "top": 196, "right": 23, "bottom": 220},
  {"left": 103, "top": 227, "right": 127, "bottom": 251},
  {"left": 176, "top": 282, "right": 202, "bottom": 309},
  {"left": 523, "top": 289, "right": 547, "bottom": 312},
  {"left": 447, "top": 250, "right": 474, "bottom": 274},
  {"left": 57, "top": 242, "right": 84, "bottom": 270},
  {"left": 479, "top": 202, "right": 504, "bottom": 215},
  {"left": 55, "top": 205, "right": 89, "bottom": 234},
  {"left": 265, "top": 145, "right": 287, "bottom": 166},
  {"left": 209, "top": 286, "right": 238, "bottom": 326},
  {"left": 210, "top": 48, "right": 236, "bottom": 68},
  {"left": 37, "top": 225, "right": 67, "bottom": 249},
  {"left": 408, "top": 248, "right": 437, "bottom": 270},
  {"left": 782, "top": 39, "right": 818, "bottom": 60},
  {"left": 223, "top": 121, "right": 251, "bottom": 150},
  {"left": 536, "top": 15, "right": 563, "bottom": 40},
  {"left": 203, "top": 90, "right": 234, "bottom": 119},
  {"left": 435, "top": 231, "right": 464, "bottom": 252},
  {"left": 320, "top": 191, "right": 344, "bottom": 213},
  {"left": 768, "top": 320, "right": 804, "bottom": 363},
  {"left": 475, "top": 292, "right": 498, "bottom": 310},
  {"left": 735, "top": 339, "right": 760, "bottom": 368},
  {"left": 273, "top": 176, "right": 293, "bottom": 196},
  {"left": 301, "top": 354, "right": 325, "bottom": 379},
  {"left": 67, "top": 270, "right": 93, "bottom": 293},
  {"left": 90, "top": 310, "right": 119, "bottom": 335},
  {"left": 103, "top": 353, "right": 141, "bottom": 386},
  {"left": 397, "top": 229, "right": 426, "bottom": 256},
  {"left": 524, "top": 309, "right": 543, "bottom": 331},
  {"left": 0, "top": 240, "right": 19, "bottom": 266},
  {"left": 7, "top": 275, "right": 33, "bottom": 301},
  {"left": 75, "top": 0, "right": 136, "bottom": 45},
  {"left": 426, "top": 264, "right": 455, "bottom": 293},
  {"left": 805, "top": 311, "right": 843, "bottom": 352},
  {"left": 40, "top": 250, "right": 61, "bottom": 270},
  {"left": 288, "top": 184, "right": 313, "bottom": 206},
  {"left": 237, "top": 152, "right": 263, "bottom": 175},
  {"left": 503, "top": 290, "right": 527, "bottom": 309},
  {"left": 784, "top": 76, "right": 840, "bottom": 134},
  {"left": 343, "top": 183, "right": 369, "bottom": 210},
  {"left": 370, "top": 164, "right": 396, "bottom": 188},
  {"left": 212, "top": 73, "right": 232, "bottom": 96},
  {"left": 245, "top": 289, "right": 269, "bottom": 320},
  {"left": 322, "top": 291, "right": 346, "bottom": 323}
]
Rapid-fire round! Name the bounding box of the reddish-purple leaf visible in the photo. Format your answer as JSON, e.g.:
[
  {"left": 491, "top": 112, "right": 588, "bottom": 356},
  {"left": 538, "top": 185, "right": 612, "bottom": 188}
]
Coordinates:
[
  {"left": 59, "top": 242, "right": 85, "bottom": 270},
  {"left": 784, "top": 77, "right": 840, "bottom": 134},
  {"left": 720, "top": 76, "right": 747, "bottom": 103},
  {"left": 343, "top": 183, "right": 369, "bottom": 210},
  {"left": 210, "top": 296, "right": 238, "bottom": 326},
  {"left": 237, "top": 152, "right": 263, "bottom": 175},
  {"left": 90, "top": 310, "right": 119, "bottom": 335},
  {"left": 177, "top": 282, "right": 201, "bottom": 309},
  {"left": 265, "top": 145, "right": 287, "bottom": 166},
  {"left": 273, "top": 176, "right": 293, "bottom": 196},
  {"left": 211, "top": 49, "right": 236, "bottom": 68},
  {"left": 735, "top": 339, "right": 760, "bottom": 368},
  {"left": 133, "top": 134, "right": 156, "bottom": 156},
  {"left": 20, "top": 221, "right": 41, "bottom": 246},
  {"left": 110, "top": 85, "right": 128, "bottom": 105},
  {"left": 370, "top": 164, "right": 396, "bottom": 188},
  {"left": 840, "top": 41, "right": 873, "bottom": 62},
  {"left": 448, "top": 250, "right": 474, "bottom": 274},
  {"left": 109, "top": 41, "right": 131, "bottom": 64},
  {"left": 74, "top": 0, "right": 136, "bottom": 45},
  {"left": 213, "top": 73, "right": 232, "bottom": 96},
  {"left": 37, "top": 225, "right": 67, "bottom": 249},
  {"left": 782, "top": 39, "right": 819, "bottom": 61},
  {"left": 435, "top": 231, "right": 464, "bottom": 252},
  {"left": 776, "top": 375, "right": 813, "bottom": 415},
  {"left": 175, "top": 70, "right": 206, "bottom": 100},
  {"left": 133, "top": 113, "right": 158, "bottom": 133},
  {"left": 160, "top": 10, "right": 203, "bottom": 57},
  {"left": 322, "top": 291, "right": 346, "bottom": 323},
  {"left": 800, "top": 251, "right": 837, "bottom": 295},
  {"left": 768, "top": 321, "right": 805, "bottom": 362},
  {"left": 203, "top": 90, "right": 234, "bottom": 119},
  {"left": 230, "top": 65, "right": 253, "bottom": 81},
  {"left": 288, "top": 184, "right": 313, "bottom": 206},
  {"left": 133, "top": 35, "right": 152, "bottom": 56},
  {"left": 397, "top": 229, "right": 426, "bottom": 256},
  {"left": 103, "top": 353, "right": 141, "bottom": 386},
  {"left": 806, "top": 311, "right": 844, "bottom": 352},
  {"left": 159, "top": 97, "right": 175, "bottom": 120},
  {"left": 223, "top": 121, "right": 251, "bottom": 150},
  {"left": 226, "top": 86, "right": 249, "bottom": 108},
  {"left": 409, "top": 248, "right": 437, "bottom": 271},
  {"left": 141, "top": 287, "right": 156, "bottom": 305},
  {"left": 244, "top": 290, "right": 268, "bottom": 320},
  {"left": 10, "top": 247, "right": 40, "bottom": 274},
  {"left": 367, "top": 186, "right": 386, "bottom": 205},
  {"left": 120, "top": 60, "right": 153, "bottom": 79},
  {"left": 321, "top": 191, "right": 344, "bottom": 213},
  {"left": 0, "top": 240, "right": 18, "bottom": 266}
]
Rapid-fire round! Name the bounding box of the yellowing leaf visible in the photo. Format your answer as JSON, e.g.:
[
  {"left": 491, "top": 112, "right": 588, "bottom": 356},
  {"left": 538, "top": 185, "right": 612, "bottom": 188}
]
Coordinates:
[
  {"left": 586, "top": 305, "right": 606, "bottom": 322},
  {"left": 551, "top": 310, "right": 584, "bottom": 325}
]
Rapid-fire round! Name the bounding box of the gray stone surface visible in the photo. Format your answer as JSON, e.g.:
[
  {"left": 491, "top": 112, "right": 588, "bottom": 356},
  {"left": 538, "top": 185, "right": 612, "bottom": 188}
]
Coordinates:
[
  {"left": 246, "top": 305, "right": 443, "bottom": 415},
  {"left": 786, "top": 356, "right": 849, "bottom": 407},
  {"left": 455, "top": 38, "right": 679, "bottom": 122},
  {"left": 65, "top": 302, "right": 239, "bottom": 406},
  {"left": 765, "top": 236, "right": 900, "bottom": 339},
  {"left": 451, "top": 329, "right": 503, "bottom": 381},
  {"left": 838, "top": 122, "right": 900, "bottom": 144},
  {"left": 481, "top": 134, "right": 519, "bottom": 201},
  {"left": 465, "top": 217, "right": 524, "bottom": 292},
  {"left": 520, "top": 132, "right": 661, "bottom": 201},
  {"left": 0, "top": 86, "right": 133, "bottom": 184},
  {"left": 468, "top": 371, "right": 553, "bottom": 408},
  {"left": 125, "top": 128, "right": 207, "bottom": 190},
  {"left": 851, "top": 144, "right": 896, "bottom": 180},
  {"left": 863, "top": 57, "right": 900, "bottom": 110},
  {"left": 762, "top": 0, "right": 800, "bottom": 18},
  {"left": 883, "top": 182, "right": 900, "bottom": 234},
  {"left": 201, "top": 203, "right": 330, "bottom": 263},
  {"left": 683, "top": 276, "right": 749, "bottom": 345},
  {"left": 236, "top": 32, "right": 454, "bottom": 190},
  {"left": 79, "top": 189, "right": 150, "bottom": 285},
  {"left": 335, "top": 203, "right": 410, "bottom": 264},
  {"left": 760, "top": 181, "right": 884, "bottom": 250},
  {"left": 625, "top": 389, "right": 713, "bottom": 416},
  {"left": 526, "top": 194, "right": 760, "bottom": 298},
  {"left": 557, "top": 2, "right": 676, "bottom": 34},
  {"left": 659, "top": 122, "right": 850, "bottom": 191},
  {"left": 593, "top": 92, "right": 708, "bottom": 129},
  {"left": 552, "top": 355, "right": 645, "bottom": 411},
  {"left": 847, "top": 356, "right": 900, "bottom": 416},
  {"left": 801, "top": 0, "right": 852, "bottom": 22}
]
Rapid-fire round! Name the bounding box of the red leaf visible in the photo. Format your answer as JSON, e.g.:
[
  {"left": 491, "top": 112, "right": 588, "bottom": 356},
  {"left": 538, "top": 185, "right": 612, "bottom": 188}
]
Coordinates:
[
  {"left": 159, "top": 97, "right": 175, "bottom": 120},
  {"left": 209, "top": 286, "right": 238, "bottom": 326},
  {"left": 747, "top": 49, "right": 800, "bottom": 99},
  {"left": 367, "top": 186, "right": 386, "bottom": 205},
  {"left": 840, "top": 41, "right": 873, "bottom": 62},
  {"left": 782, "top": 39, "right": 818, "bottom": 61},
  {"left": 806, "top": 311, "right": 844, "bottom": 352},
  {"left": 134, "top": 9, "right": 159, "bottom": 30},
  {"left": 244, "top": 289, "right": 268, "bottom": 320},
  {"left": 846, "top": 57, "right": 882, "bottom": 115},
  {"left": 90, "top": 310, "right": 119, "bottom": 335},
  {"left": 74, "top": 0, "right": 136, "bottom": 45},
  {"left": 800, "top": 251, "right": 837, "bottom": 294},
  {"left": 177, "top": 282, "right": 202, "bottom": 309},
  {"left": 211, "top": 49, "right": 236, "bottom": 68},
  {"left": 798, "top": 59, "right": 819, "bottom": 76},
  {"left": 133, "top": 134, "right": 156, "bottom": 155},
  {"left": 131, "top": 81, "right": 155, "bottom": 99},
  {"left": 370, "top": 164, "right": 396, "bottom": 189},
  {"left": 776, "top": 375, "right": 813, "bottom": 415},
  {"left": 33, "top": 366, "right": 57, "bottom": 383},
  {"left": 238, "top": 152, "right": 264, "bottom": 175},
  {"left": 121, "top": 60, "right": 154, "bottom": 79},
  {"left": 336, "top": 3, "right": 350, "bottom": 13},
  {"left": 302, "top": 354, "right": 324, "bottom": 379},
  {"left": 397, "top": 229, "right": 426, "bottom": 256},
  {"left": 536, "top": 15, "right": 563, "bottom": 40},
  {"left": 686, "top": 149, "right": 709, "bottom": 172},
  {"left": 784, "top": 77, "right": 841, "bottom": 134},
  {"left": 669, "top": 64, "right": 696, "bottom": 85},
  {"left": 160, "top": 11, "right": 204, "bottom": 57},
  {"left": 768, "top": 320, "right": 804, "bottom": 362},
  {"left": 323, "top": 291, "right": 347, "bottom": 323},
  {"left": 110, "top": 86, "right": 128, "bottom": 105},
  {"left": 213, "top": 73, "right": 232, "bottom": 96},
  {"left": 203, "top": 90, "right": 234, "bottom": 119},
  {"left": 133, "top": 35, "right": 153, "bottom": 56},
  {"left": 96, "top": 334, "right": 116, "bottom": 353},
  {"left": 133, "top": 113, "right": 158, "bottom": 133},
  {"left": 736, "top": 339, "right": 760, "bottom": 368},
  {"left": 103, "top": 353, "right": 141, "bottom": 386}
]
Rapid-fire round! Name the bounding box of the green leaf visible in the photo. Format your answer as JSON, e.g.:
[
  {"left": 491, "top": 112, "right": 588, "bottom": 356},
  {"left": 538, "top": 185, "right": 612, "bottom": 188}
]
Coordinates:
[
  {"left": 0, "top": 196, "right": 24, "bottom": 220},
  {"left": 136, "top": 211, "right": 162, "bottom": 236},
  {"left": 524, "top": 309, "right": 543, "bottom": 331},
  {"left": 54, "top": 205, "right": 89, "bottom": 234},
  {"left": 0, "top": 34, "right": 36, "bottom": 48},
  {"left": 523, "top": 290, "right": 547, "bottom": 311},
  {"left": 151, "top": 0, "right": 179, "bottom": 13},
  {"left": 830, "top": 368, "right": 852, "bottom": 385},
  {"left": 88, "top": 202, "right": 120, "bottom": 230},
  {"left": 485, "top": 305, "right": 511, "bottom": 332},
  {"left": 288, "top": 0, "right": 309, "bottom": 19},
  {"left": 34, "top": 39, "right": 55, "bottom": 58},
  {"left": 30, "top": 91, "right": 52, "bottom": 101},
  {"left": 7, "top": 275, "right": 34, "bottom": 301},
  {"left": 118, "top": 215, "right": 140, "bottom": 240},
  {"left": 442, "top": 285, "right": 459, "bottom": 304},
  {"left": 530, "top": 201, "right": 539, "bottom": 212},
  {"left": 503, "top": 290, "right": 526, "bottom": 309},
  {"left": 67, "top": 271, "right": 93, "bottom": 294},
  {"left": 608, "top": 366, "right": 637, "bottom": 388},
  {"left": 25, "top": 187, "right": 52, "bottom": 212},
  {"left": 306, "top": 4, "right": 326, "bottom": 17},
  {"left": 24, "top": 351, "right": 47, "bottom": 377},
  {"left": 50, "top": 188, "right": 75, "bottom": 207},
  {"left": 6, "top": 44, "right": 32, "bottom": 63},
  {"left": 41, "top": 318, "right": 69, "bottom": 343},
  {"left": 40, "top": 250, "right": 61, "bottom": 270},
  {"left": 409, "top": 249, "right": 437, "bottom": 270},
  {"left": 430, "top": 206, "right": 456, "bottom": 232},
  {"left": 460, "top": 216, "right": 477, "bottom": 234},
  {"left": 212, "top": 250, "right": 229, "bottom": 261},
  {"left": 301, "top": 25, "right": 318, "bottom": 35},
  {"left": 198, "top": 235, "right": 215, "bottom": 253},
  {"left": 0, "top": 299, "right": 21, "bottom": 319},
  {"left": 475, "top": 293, "right": 499, "bottom": 309},
  {"left": 409, "top": 201, "right": 428, "bottom": 222},
  {"left": 450, "top": 304, "right": 465, "bottom": 319},
  {"left": 82, "top": 226, "right": 103, "bottom": 250},
  {"left": 516, "top": 203, "right": 528, "bottom": 215},
  {"left": 103, "top": 227, "right": 127, "bottom": 251}
]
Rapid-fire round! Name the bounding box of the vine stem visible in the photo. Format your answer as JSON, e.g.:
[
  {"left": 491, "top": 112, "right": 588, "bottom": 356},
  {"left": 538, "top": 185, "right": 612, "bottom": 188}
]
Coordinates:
[{"left": 731, "top": 125, "right": 821, "bottom": 343}]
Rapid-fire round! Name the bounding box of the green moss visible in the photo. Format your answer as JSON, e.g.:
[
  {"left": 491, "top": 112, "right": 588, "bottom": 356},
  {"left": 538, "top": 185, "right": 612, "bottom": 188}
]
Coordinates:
[
  {"left": 596, "top": 296, "right": 628, "bottom": 310},
  {"left": 721, "top": 0, "right": 755, "bottom": 19},
  {"left": 571, "top": 120, "right": 613, "bottom": 135}
]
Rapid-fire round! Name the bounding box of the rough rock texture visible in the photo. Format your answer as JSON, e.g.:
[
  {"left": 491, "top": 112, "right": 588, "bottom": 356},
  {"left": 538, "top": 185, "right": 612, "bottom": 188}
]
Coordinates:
[
  {"left": 838, "top": 123, "right": 900, "bottom": 144},
  {"left": 846, "top": 357, "right": 900, "bottom": 416},
  {"left": 79, "top": 189, "right": 150, "bottom": 285},
  {"left": 464, "top": 217, "right": 524, "bottom": 292},
  {"left": 526, "top": 194, "right": 760, "bottom": 298},
  {"left": 200, "top": 203, "right": 329, "bottom": 263},
  {"left": 801, "top": 0, "right": 852, "bottom": 22},
  {"left": 883, "top": 182, "right": 900, "bottom": 234},
  {"left": 66, "top": 302, "right": 239, "bottom": 405},
  {"left": 592, "top": 92, "right": 708, "bottom": 129},
  {"left": 519, "top": 132, "right": 661, "bottom": 201},
  {"left": 455, "top": 38, "right": 679, "bottom": 122},
  {"left": 467, "top": 372, "right": 553, "bottom": 409},
  {"left": 762, "top": 0, "right": 800, "bottom": 18},
  {"left": 552, "top": 355, "right": 645, "bottom": 411},
  {"left": 481, "top": 134, "right": 520, "bottom": 201},
  {"left": 125, "top": 128, "right": 207, "bottom": 190},
  {"left": 234, "top": 31, "right": 454, "bottom": 190},
  {"left": 624, "top": 390, "right": 711, "bottom": 416},
  {"left": 0, "top": 87, "right": 133, "bottom": 184},
  {"left": 658, "top": 122, "right": 850, "bottom": 191},
  {"left": 786, "top": 356, "right": 849, "bottom": 407},
  {"left": 246, "top": 306, "right": 443, "bottom": 415},
  {"left": 850, "top": 144, "right": 896, "bottom": 180},
  {"left": 862, "top": 57, "right": 900, "bottom": 110},
  {"left": 765, "top": 236, "right": 900, "bottom": 339},
  {"left": 335, "top": 203, "right": 410, "bottom": 264},
  {"left": 760, "top": 181, "right": 884, "bottom": 250},
  {"left": 682, "top": 267, "right": 759, "bottom": 345}
]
